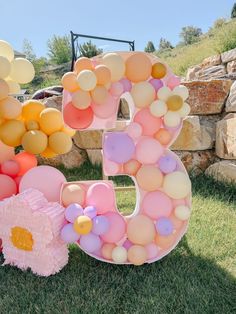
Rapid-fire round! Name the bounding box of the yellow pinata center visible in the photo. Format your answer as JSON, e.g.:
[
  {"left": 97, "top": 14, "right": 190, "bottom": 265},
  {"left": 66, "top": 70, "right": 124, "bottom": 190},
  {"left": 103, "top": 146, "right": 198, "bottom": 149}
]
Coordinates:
[{"left": 11, "top": 226, "right": 34, "bottom": 251}]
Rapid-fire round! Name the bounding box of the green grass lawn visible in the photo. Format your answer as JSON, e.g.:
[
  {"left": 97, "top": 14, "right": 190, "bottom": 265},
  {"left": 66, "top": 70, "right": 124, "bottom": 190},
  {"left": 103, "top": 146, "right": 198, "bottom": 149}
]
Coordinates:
[{"left": 0, "top": 163, "right": 235, "bottom": 313}]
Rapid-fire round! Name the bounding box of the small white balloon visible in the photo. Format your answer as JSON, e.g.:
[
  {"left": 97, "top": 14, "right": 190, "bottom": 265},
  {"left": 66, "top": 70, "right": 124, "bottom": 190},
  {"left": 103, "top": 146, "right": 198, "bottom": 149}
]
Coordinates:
[
  {"left": 0, "top": 56, "right": 11, "bottom": 79},
  {"left": 112, "top": 246, "right": 127, "bottom": 263},
  {"left": 0, "top": 40, "right": 14, "bottom": 61},
  {"left": 164, "top": 111, "right": 181, "bottom": 128},
  {"left": 174, "top": 205, "right": 191, "bottom": 220},
  {"left": 157, "top": 86, "right": 171, "bottom": 101},
  {"left": 150, "top": 100, "right": 167, "bottom": 117},
  {"left": 178, "top": 102, "right": 191, "bottom": 118},
  {"left": 173, "top": 85, "right": 189, "bottom": 101},
  {"left": 10, "top": 58, "right": 35, "bottom": 84},
  {"left": 77, "top": 70, "right": 97, "bottom": 91}
]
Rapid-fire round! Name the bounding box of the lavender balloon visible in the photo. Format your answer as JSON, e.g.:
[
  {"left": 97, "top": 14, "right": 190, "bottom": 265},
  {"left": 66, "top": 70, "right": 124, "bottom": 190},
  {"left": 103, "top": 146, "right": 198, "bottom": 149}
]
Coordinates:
[
  {"left": 159, "top": 155, "right": 177, "bottom": 174},
  {"left": 84, "top": 205, "right": 97, "bottom": 219},
  {"left": 79, "top": 233, "right": 102, "bottom": 253},
  {"left": 92, "top": 215, "right": 109, "bottom": 235},
  {"left": 104, "top": 132, "right": 135, "bottom": 164},
  {"left": 155, "top": 218, "right": 173, "bottom": 236},
  {"left": 149, "top": 78, "right": 163, "bottom": 92},
  {"left": 65, "top": 203, "right": 83, "bottom": 223},
  {"left": 60, "top": 223, "right": 80, "bottom": 243}
]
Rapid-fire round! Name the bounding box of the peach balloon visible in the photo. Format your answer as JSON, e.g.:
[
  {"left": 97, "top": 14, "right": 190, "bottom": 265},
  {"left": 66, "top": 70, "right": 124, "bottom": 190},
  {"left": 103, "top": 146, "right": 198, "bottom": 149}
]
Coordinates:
[
  {"left": 91, "top": 86, "right": 109, "bottom": 105},
  {"left": 0, "top": 79, "right": 9, "bottom": 100},
  {"left": 152, "top": 62, "right": 167, "bottom": 79},
  {"left": 0, "top": 120, "right": 26, "bottom": 147},
  {"left": 155, "top": 234, "right": 176, "bottom": 249},
  {"left": 39, "top": 108, "right": 63, "bottom": 135},
  {"left": 0, "top": 96, "right": 22, "bottom": 119},
  {"left": 123, "top": 159, "right": 141, "bottom": 176},
  {"left": 0, "top": 140, "right": 14, "bottom": 163},
  {"left": 135, "top": 137, "right": 164, "bottom": 164},
  {"left": 131, "top": 82, "right": 155, "bottom": 108},
  {"left": 101, "top": 243, "right": 116, "bottom": 260},
  {"left": 134, "top": 108, "right": 161, "bottom": 136},
  {"left": 13, "top": 152, "right": 38, "bottom": 176},
  {"left": 145, "top": 243, "right": 159, "bottom": 260},
  {"left": 75, "top": 57, "right": 94, "bottom": 73},
  {"left": 102, "top": 53, "right": 125, "bottom": 82},
  {"left": 110, "top": 82, "right": 123, "bottom": 97},
  {"left": 22, "top": 100, "right": 45, "bottom": 121},
  {"left": 101, "top": 212, "right": 126, "bottom": 243},
  {"left": 22, "top": 130, "right": 48, "bottom": 154},
  {"left": 61, "top": 184, "right": 86, "bottom": 207},
  {"left": 169, "top": 214, "right": 183, "bottom": 230},
  {"left": 49, "top": 131, "right": 72, "bottom": 154},
  {"left": 61, "top": 72, "right": 79, "bottom": 92},
  {"left": 127, "top": 215, "right": 156, "bottom": 245},
  {"left": 154, "top": 128, "right": 172, "bottom": 145},
  {"left": 126, "top": 53, "right": 152, "bottom": 82},
  {"left": 128, "top": 245, "right": 147, "bottom": 265},
  {"left": 94, "top": 65, "right": 111, "bottom": 85},
  {"left": 163, "top": 171, "right": 191, "bottom": 199},
  {"left": 72, "top": 90, "right": 91, "bottom": 109},
  {"left": 136, "top": 165, "right": 163, "bottom": 191}
]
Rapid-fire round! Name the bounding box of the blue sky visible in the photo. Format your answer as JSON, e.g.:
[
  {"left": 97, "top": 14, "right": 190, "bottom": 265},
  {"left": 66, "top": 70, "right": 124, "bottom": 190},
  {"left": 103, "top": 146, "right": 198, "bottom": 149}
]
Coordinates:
[{"left": 0, "top": 0, "right": 234, "bottom": 57}]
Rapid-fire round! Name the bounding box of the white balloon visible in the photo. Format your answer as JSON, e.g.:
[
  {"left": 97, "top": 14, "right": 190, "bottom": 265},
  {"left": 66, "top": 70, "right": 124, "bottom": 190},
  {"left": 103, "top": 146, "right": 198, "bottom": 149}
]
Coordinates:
[
  {"left": 174, "top": 205, "right": 191, "bottom": 220},
  {"left": 112, "top": 246, "right": 127, "bottom": 263},
  {"left": 178, "top": 102, "right": 191, "bottom": 118},
  {"left": 163, "top": 171, "right": 191, "bottom": 199},
  {"left": 0, "top": 40, "right": 14, "bottom": 61},
  {"left": 77, "top": 70, "right": 97, "bottom": 91},
  {"left": 163, "top": 111, "right": 181, "bottom": 127},
  {"left": 150, "top": 100, "right": 167, "bottom": 117},
  {"left": 10, "top": 58, "right": 35, "bottom": 84},
  {"left": 0, "top": 56, "right": 11, "bottom": 79},
  {"left": 173, "top": 85, "right": 189, "bottom": 101},
  {"left": 157, "top": 86, "right": 171, "bottom": 101},
  {"left": 6, "top": 79, "right": 21, "bottom": 94}
]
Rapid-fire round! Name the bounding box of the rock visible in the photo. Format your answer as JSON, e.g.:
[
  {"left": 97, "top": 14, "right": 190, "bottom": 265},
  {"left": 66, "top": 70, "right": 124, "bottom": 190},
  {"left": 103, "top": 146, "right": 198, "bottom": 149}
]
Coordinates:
[
  {"left": 74, "top": 131, "right": 103, "bottom": 149},
  {"left": 186, "top": 65, "right": 201, "bottom": 81},
  {"left": 221, "top": 48, "right": 236, "bottom": 63},
  {"left": 197, "top": 65, "right": 226, "bottom": 80},
  {"left": 87, "top": 149, "right": 102, "bottom": 165},
  {"left": 201, "top": 54, "right": 221, "bottom": 68},
  {"left": 32, "top": 87, "right": 63, "bottom": 100},
  {"left": 175, "top": 150, "right": 217, "bottom": 175},
  {"left": 171, "top": 116, "right": 215, "bottom": 151},
  {"left": 205, "top": 161, "right": 236, "bottom": 184},
  {"left": 183, "top": 79, "right": 232, "bottom": 115},
  {"left": 38, "top": 142, "right": 86, "bottom": 169},
  {"left": 226, "top": 80, "right": 236, "bottom": 112},
  {"left": 43, "top": 95, "right": 63, "bottom": 110},
  {"left": 227, "top": 60, "right": 236, "bottom": 74},
  {"left": 215, "top": 113, "right": 236, "bottom": 159}
]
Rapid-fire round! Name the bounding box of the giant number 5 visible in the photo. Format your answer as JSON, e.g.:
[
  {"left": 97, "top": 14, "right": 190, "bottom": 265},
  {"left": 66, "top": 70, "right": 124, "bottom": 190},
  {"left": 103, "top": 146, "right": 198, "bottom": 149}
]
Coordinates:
[{"left": 60, "top": 52, "right": 192, "bottom": 266}]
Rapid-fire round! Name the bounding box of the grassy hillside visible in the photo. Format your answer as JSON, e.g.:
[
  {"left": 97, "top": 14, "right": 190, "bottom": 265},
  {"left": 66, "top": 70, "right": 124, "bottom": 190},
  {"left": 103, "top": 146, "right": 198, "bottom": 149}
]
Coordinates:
[{"left": 157, "top": 19, "right": 236, "bottom": 76}]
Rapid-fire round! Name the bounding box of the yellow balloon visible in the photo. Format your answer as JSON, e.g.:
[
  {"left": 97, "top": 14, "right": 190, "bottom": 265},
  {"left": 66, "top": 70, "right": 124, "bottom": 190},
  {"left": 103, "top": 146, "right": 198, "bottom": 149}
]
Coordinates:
[
  {"left": 102, "top": 53, "right": 125, "bottom": 82},
  {"left": 22, "top": 130, "right": 48, "bottom": 154},
  {"left": 39, "top": 108, "right": 63, "bottom": 135},
  {"left": 73, "top": 215, "right": 92, "bottom": 235},
  {"left": 0, "top": 56, "right": 11, "bottom": 79},
  {"left": 6, "top": 79, "right": 21, "bottom": 94},
  {"left": 131, "top": 82, "right": 155, "bottom": 108},
  {"left": 0, "top": 40, "right": 14, "bottom": 61},
  {"left": 0, "top": 96, "right": 22, "bottom": 119},
  {"left": 10, "top": 58, "right": 35, "bottom": 84},
  {"left": 22, "top": 100, "right": 45, "bottom": 121},
  {"left": 26, "top": 120, "right": 39, "bottom": 131},
  {"left": 49, "top": 131, "right": 72, "bottom": 154},
  {"left": 41, "top": 146, "right": 58, "bottom": 158},
  {"left": 61, "top": 125, "right": 76, "bottom": 137},
  {"left": 0, "top": 120, "right": 26, "bottom": 146},
  {"left": 0, "top": 79, "right": 9, "bottom": 100}
]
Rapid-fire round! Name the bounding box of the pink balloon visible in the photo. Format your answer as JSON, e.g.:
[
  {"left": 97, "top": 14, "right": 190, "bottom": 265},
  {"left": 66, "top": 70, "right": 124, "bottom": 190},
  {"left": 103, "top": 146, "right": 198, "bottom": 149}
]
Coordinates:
[
  {"left": 0, "top": 174, "right": 17, "bottom": 200},
  {"left": 104, "top": 159, "right": 120, "bottom": 175},
  {"left": 91, "top": 94, "right": 118, "bottom": 119},
  {"left": 126, "top": 122, "right": 142, "bottom": 140},
  {"left": 145, "top": 243, "right": 159, "bottom": 259},
  {"left": 1, "top": 160, "right": 20, "bottom": 178},
  {"left": 134, "top": 108, "right": 162, "bottom": 136},
  {"left": 110, "top": 82, "right": 124, "bottom": 97},
  {"left": 86, "top": 182, "right": 115, "bottom": 214},
  {"left": 135, "top": 137, "right": 164, "bottom": 164},
  {"left": 142, "top": 191, "right": 173, "bottom": 219},
  {"left": 167, "top": 76, "right": 181, "bottom": 89},
  {"left": 19, "top": 165, "right": 66, "bottom": 202},
  {"left": 120, "top": 78, "right": 132, "bottom": 92},
  {"left": 101, "top": 212, "right": 126, "bottom": 243},
  {"left": 0, "top": 140, "right": 15, "bottom": 164}
]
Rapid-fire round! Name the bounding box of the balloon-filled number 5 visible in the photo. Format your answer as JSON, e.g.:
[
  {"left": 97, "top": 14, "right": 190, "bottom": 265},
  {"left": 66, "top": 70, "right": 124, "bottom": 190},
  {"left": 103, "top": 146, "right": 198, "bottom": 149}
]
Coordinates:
[{"left": 60, "top": 52, "right": 191, "bottom": 266}]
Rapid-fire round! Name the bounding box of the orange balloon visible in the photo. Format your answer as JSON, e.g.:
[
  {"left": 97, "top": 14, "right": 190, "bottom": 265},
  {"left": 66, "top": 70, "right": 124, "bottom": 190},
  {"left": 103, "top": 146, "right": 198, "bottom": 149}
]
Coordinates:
[
  {"left": 39, "top": 108, "right": 63, "bottom": 135},
  {"left": 22, "top": 100, "right": 45, "bottom": 122},
  {"left": 91, "top": 86, "right": 109, "bottom": 105},
  {"left": 94, "top": 65, "right": 111, "bottom": 85},
  {"left": 128, "top": 245, "right": 147, "bottom": 265},
  {"left": 22, "top": 130, "right": 48, "bottom": 154},
  {"left": 0, "top": 79, "right": 9, "bottom": 100},
  {"left": 61, "top": 72, "right": 79, "bottom": 92},
  {"left": 0, "top": 120, "right": 26, "bottom": 147},
  {"left": 166, "top": 95, "right": 183, "bottom": 111},
  {"left": 48, "top": 131, "right": 72, "bottom": 154},
  {"left": 72, "top": 90, "right": 91, "bottom": 109},
  {"left": 102, "top": 243, "right": 116, "bottom": 260},
  {"left": 127, "top": 215, "right": 156, "bottom": 245},
  {"left": 155, "top": 234, "right": 176, "bottom": 249},
  {"left": 154, "top": 128, "right": 172, "bottom": 145},
  {"left": 136, "top": 165, "right": 163, "bottom": 191},
  {"left": 13, "top": 152, "right": 37, "bottom": 176},
  {"left": 169, "top": 214, "right": 183, "bottom": 230},
  {"left": 152, "top": 62, "right": 167, "bottom": 79},
  {"left": 126, "top": 53, "right": 152, "bottom": 82},
  {"left": 0, "top": 96, "right": 22, "bottom": 119},
  {"left": 123, "top": 159, "right": 141, "bottom": 176},
  {"left": 41, "top": 146, "right": 57, "bottom": 158},
  {"left": 74, "top": 57, "right": 94, "bottom": 73}
]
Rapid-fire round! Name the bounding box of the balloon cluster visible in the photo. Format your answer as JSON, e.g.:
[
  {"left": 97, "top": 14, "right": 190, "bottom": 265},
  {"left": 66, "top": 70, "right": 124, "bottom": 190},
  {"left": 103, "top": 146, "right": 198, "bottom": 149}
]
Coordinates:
[{"left": 0, "top": 100, "right": 75, "bottom": 157}]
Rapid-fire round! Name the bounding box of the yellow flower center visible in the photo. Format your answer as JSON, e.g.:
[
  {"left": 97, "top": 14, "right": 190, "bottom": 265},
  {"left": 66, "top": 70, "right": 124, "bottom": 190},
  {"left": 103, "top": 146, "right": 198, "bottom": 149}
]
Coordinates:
[
  {"left": 166, "top": 95, "right": 183, "bottom": 111},
  {"left": 11, "top": 226, "right": 34, "bottom": 251},
  {"left": 73, "top": 215, "right": 92, "bottom": 235}
]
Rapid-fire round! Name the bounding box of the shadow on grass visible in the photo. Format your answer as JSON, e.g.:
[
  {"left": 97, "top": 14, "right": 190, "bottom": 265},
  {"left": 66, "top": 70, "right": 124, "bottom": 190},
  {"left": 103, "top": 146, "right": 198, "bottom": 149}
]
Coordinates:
[{"left": 0, "top": 238, "right": 235, "bottom": 314}]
